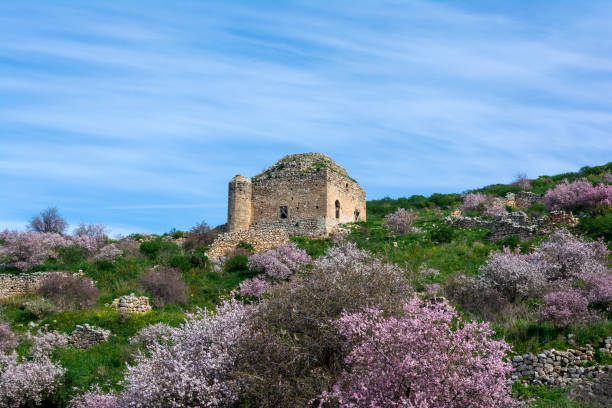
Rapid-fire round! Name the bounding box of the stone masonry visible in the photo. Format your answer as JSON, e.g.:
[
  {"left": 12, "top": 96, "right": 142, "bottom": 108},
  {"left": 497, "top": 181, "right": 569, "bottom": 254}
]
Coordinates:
[
  {"left": 69, "top": 324, "right": 111, "bottom": 349},
  {"left": 0, "top": 272, "right": 66, "bottom": 299},
  {"left": 511, "top": 337, "right": 612, "bottom": 387},
  {"left": 209, "top": 153, "right": 366, "bottom": 256},
  {"left": 206, "top": 229, "right": 289, "bottom": 257},
  {"left": 110, "top": 293, "right": 151, "bottom": 314}
]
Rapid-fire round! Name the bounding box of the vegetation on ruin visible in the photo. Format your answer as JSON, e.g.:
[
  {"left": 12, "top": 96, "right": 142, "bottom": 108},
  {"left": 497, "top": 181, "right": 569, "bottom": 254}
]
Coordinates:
[{"left": 0, "top": 162, "right": 610, "bottom": 407}]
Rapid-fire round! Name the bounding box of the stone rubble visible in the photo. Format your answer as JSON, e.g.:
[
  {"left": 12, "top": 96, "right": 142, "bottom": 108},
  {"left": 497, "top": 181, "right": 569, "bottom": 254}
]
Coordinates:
[
  {"left": 110, "top": 293, "right": 151, "bottom": 314},
  {"left": 511, "top": 337, "right": 612, "bottom": 388},
  {"left": 69, "top": 324, "right": 111, "bottom": 349},
  {"left": 206, "top": 229, "right": 289, "bottom": 257}
]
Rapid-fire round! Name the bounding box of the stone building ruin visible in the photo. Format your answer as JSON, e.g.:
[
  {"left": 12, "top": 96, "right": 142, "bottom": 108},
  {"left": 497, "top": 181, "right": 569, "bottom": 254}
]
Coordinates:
[{"left": 207, "top": 153, "right": 366, "bottom": 256}]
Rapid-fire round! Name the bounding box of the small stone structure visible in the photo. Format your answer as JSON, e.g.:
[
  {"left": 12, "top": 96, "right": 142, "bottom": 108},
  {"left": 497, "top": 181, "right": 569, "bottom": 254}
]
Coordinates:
[
  {"left": 69, "top": 324, "right": 111, "bottom": 349},
  {"left": 206, "top": 230, "right": 289, "bottom": 257},
  {"left": 209, "top": 153, "right": 366, "bottom": 256},
  {"left": 448, "top": 209, "right": 580, "bottom": 242},
  {"left": 110, "top": 293, "right": 151, "bottom": 314},
  {"left": 511, "top": 338, "right": 612, "bottom": 387},
  {"left": 506, "top": 192, "right": 543, "bottom": 210},
  {"left": 0, "top": 271, "right": 67, "bottom": 299}
]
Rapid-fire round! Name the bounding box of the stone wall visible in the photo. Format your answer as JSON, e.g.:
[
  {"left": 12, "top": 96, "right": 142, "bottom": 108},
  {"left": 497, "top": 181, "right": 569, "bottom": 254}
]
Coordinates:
[
  {"left": 252, "top": 217, "right": 327, "bottom": 238},
  {"left": 110, "top": 293, "right": 151, "bottom": 314},
  {"left": 0, "top": 272, "right": 64, "bottom": 299},
  {"left": 511, "top": 338, "right": 612, "bottom": 387},
  {"left": 541, "top": 210, "right": 579, "bottom": 232},
  {"left": 69, "top": 324, "right": 111, "bottom": 349},
  {"left": 507, "top": 192, "right": 543, "bottom": 210},
  {"left": 325, "top": 169, "right": 367, "bottom": 232},
  {"left": 206, "top": 229, "right": 289, "bottom": 257}
]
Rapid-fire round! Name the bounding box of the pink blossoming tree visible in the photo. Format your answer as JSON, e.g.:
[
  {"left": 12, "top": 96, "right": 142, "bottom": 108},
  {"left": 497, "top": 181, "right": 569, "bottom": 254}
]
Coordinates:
[{"left": 325, "top": 298, "right": 520, "bottom": 408}]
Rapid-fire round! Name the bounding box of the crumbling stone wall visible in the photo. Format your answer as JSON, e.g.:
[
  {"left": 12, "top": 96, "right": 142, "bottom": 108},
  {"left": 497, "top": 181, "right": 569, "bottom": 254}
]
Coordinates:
[
  {"left": 69, "top": 324, "right": 111, "bottom": 349},
  {"left": 206, "top": 229, "right": 289, "bottom": 257},
  {"left": 541, "top": 210, "right": 579, "bottom": 232},
  {"left": 511, "top": 338, "right": 612, "bottom": 387},
  {"left": 111, "top": 293, "right": 151, "bottom": 314},
  {"left": 514, "top": 191, "right": 543, "bottom": 209},
  {"left": 0, "top": 272, "right": 63, "bottom": 299},
  {"left": 326, "top": 169, "right": 366, "bottom": 231}
]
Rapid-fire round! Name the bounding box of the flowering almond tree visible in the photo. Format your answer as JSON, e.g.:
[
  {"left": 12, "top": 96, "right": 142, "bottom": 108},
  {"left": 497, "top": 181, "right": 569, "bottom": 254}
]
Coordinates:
[{"left": 325, "top": 298, "right": 520, "bottom": 408}]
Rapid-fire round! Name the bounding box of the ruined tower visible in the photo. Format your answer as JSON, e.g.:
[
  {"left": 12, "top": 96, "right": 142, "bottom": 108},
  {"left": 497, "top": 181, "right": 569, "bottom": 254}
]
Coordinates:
[{"left": 227, "top": 175, "right": 252, "bottom": 232}]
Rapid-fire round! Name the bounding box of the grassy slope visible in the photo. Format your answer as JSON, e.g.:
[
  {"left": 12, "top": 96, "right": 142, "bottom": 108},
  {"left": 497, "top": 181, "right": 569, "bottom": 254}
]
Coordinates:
[{"left": 0, "top": 161, "right": 610, "bottom": 406}]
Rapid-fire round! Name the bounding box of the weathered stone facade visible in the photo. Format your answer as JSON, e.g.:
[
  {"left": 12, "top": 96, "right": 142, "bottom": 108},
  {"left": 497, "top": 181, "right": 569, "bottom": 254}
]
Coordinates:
[
  {"left": 506, "top": 191, "right": 543, "bottom": 210},
  {"left": 110, "top": 293, "right": 151, "bottom": 314},
  {"left": 209, "top": 153, "right": 366, "bottom": 256},
  {"left": 228, "top": 153, "right": 366, "bottom": 237},
  {"left": 511, "top": 337, "right": 612, "bottom": 387},
  {"left": 69, "top": 324, "right": 111, "bottom": 349},
  {"left": 0, "top": 272, "right": 64, "bottom": 299},
  {"left": 206, "top": 229, "right": 289, "bottom": 257}
]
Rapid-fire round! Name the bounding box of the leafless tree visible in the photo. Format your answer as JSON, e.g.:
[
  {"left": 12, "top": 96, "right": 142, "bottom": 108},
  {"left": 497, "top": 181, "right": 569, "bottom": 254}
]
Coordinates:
[{"left": 29, "top": 207, "right": 68, "bottom": 233}]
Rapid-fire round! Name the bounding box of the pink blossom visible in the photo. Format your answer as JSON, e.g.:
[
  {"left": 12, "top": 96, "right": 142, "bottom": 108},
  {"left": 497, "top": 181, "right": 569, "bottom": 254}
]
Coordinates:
[
  {"left": 239, "top": 277, "right": 273, "bottom": 297},
  {"left": 324, "top": 298, "right": 520, "bottom": 408},
  {"left": 585, "top": 273, "right": 612, "bottom": 304},
  {"left": 461, "top": 193, "right": 493, "bottom": 211},
  {"left": 544, "top": 179, "right": 612, "bottom": 211},
  {"left": 94, "top": 244, "right": 123, "bottom": 262},
  {"left": 247, "top": 243, "right": 310, "bottom": 282},
  {"left": 68, "top": 387, "right": 118, "bottom": 408},
  {"left": 383, "top": 208, "right": 418, "bottom": 234},
  {"left": 538, "top": 289, "right": 590, "bottom": 326}
]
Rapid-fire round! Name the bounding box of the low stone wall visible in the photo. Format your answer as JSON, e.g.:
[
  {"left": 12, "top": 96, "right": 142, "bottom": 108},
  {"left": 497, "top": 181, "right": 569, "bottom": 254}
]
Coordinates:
[
  {"left": 69, "top": 324, "right": 111, "bottom": 349},
  {"left": 206, "top": 229, "right": 289, "bottom": 257},
  {"left": 541, "top": 210, "right": 579, "bottom": 232},
  {"left": 514, "top": 192, "right": 543, "bottom": 209},
  {"left": 111, "top": 293, "right": 151, "bottom": 314},
  {"left": 252, "top": 217, "right": 327, "bottom": 238},
  {"left": 511, "top": 338, "right": 612, "bottom": 387},
  {"left": 0, "top": 272, "right": 63, "bottom": 299}
]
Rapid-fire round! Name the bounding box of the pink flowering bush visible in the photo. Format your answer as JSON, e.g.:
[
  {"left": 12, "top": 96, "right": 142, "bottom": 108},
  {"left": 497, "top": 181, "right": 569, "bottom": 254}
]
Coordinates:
[
  {"left": 383, "top": 208, "right": 418, "bottom": 234},
  {"left": 483, "top": 198, "right": 508, "bottom": 218},
  {"left": 0, "top": 322, "right": 17, "bottom": 354},
  {"left": 118, "top": 299, "right": 254, "bottom": 407},
  {"left": 478, "top": 229, "right": 610, "bottom": 301},
  {"left": 129, "top": 323, "right": 178, "bottom": 348},
  {"left": 585, "top": 273, "right": 612, "bottom": 310},
  {"left": 538, "top": 289, "right": 590, "bottom": 326},
  {"left": 324, "top": 298, "right": 519, "bottom": 408},
  {"left": 242, "top": 243, "right": 311, "bottom": 297},
  {"left": 68, "top": 387, "right": 118, "bottom": 408},
  {"left": 94, "top": 244, "right": 123, "bottom": 262},
  {"left": 0, "top": 329, "right": 68, "bottom": 407},
  {"left": 544, "top": 179, "right": 612, "bottom": 211},
  {"left": 461, "top": 192, "right": 492, "bottom": 212},
  {"left": 478, "top": 247, "right": 544, "bottom": 301},
  {"left": 513, "top": 173, "right": 532, "bottom": 190}
]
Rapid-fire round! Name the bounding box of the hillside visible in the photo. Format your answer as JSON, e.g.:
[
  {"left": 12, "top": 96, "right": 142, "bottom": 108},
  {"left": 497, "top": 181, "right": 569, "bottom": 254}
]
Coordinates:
[{"left": 0, "top": 163, "right": 610, "bottom": 407}]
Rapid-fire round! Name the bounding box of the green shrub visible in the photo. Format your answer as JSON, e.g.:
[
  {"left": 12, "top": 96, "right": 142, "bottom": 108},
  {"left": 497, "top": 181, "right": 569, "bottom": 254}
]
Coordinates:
[
  {"left": 496, "top": 235, "right": 520, "bottom": 250},
  {"left": 428, "top": 224, "right": 454, "bottom": 243},
  {"left": 578, "top": 213, "right": 612, "bottom": 241},
  {"left": 139, "top": 239, "right": 162, "bottom": 259},
  {"left": 471, "top": 183, "right": 522, "bottom": 197},
  {"left": 24, "top": 298, "right": 57, "bottom": 319},
  {"left": 224, "top": 255, "right": 248, "bottom": 272},
  {"left": 169, "top": 255, "right": 193, "bottom": 272},
  {"left": 527, "top": 202, "right": 547, "bottom": 218},
  {"left": 58, "top": 245, "right": 88, "bottom": 264},
  {"left": 236, "top": 241, "right": 254, "bottom": 252}
]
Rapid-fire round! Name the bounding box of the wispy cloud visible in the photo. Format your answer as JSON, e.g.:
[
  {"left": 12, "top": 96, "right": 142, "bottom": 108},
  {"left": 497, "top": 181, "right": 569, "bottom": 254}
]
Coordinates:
[{"left": 1, "top": 0, "right": 611, "bottom": 233}]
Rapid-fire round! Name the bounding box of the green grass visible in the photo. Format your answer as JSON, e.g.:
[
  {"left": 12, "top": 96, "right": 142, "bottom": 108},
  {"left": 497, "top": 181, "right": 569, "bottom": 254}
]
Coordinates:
[{"left": 513, "top": 383, "right": 591, "bottom": 408}]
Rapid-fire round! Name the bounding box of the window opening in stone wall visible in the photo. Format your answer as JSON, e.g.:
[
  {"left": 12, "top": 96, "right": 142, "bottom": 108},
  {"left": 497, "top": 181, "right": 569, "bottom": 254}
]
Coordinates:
[
  {"left": 335, "top": 200, "right": 340, "bottom": 219},
  {"left": 280, "top": 206, "right": 288, "bottom": 219},
  {"left": 354, "top": 209, "right": 360, "bottom": 221}
]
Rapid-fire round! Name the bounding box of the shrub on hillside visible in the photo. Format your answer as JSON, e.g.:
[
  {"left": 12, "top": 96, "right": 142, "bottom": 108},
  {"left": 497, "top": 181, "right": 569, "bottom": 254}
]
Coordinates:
[
  {"left": 29, "top": 207, "right": 67, "bottom": 234},
  {"left": 383, "top": 208, "right": 417, "bottom": 234},
  {"left": 138, "top": 239, "right": 161, "bottom": 259},
  {"left": 24, "top": 298, "right": 57, "bottom": 320},
  {"left": 461, "top": 193, "right": 492, "bottom": 212},
  {"left": 544, "top": 179, "right": 612, "bottom": 211},
  {"left": 224, "top": 254, "right": 248, "bottom": 272},
  {"left": 585, "top": 273, "right": 612, "bottom": 313},
  {"left": 0, "top": 321, "right": 17, "bottom": 353},
  {"left": 579, "top": 212, "right": 612, "bottom": 241},
  {"left": 94, "top": 244, "right": 123, "bottom": 262},
  {"left": 538, "top": 289, "right": 590, "bottom": 326},
  {"left": 527, "top": 202, "right": 547, "bottom": 217},
  {"left": 117, "top": 300, "right": 253, "bottom": 407},
  {"left": 183, "top": 220, "right": 218, "bottom": 252},
  {"left": 322, "top": 298, "right": 519, "bottom": 408},
  {"left": 38, "top": 272, "right": 98, "bottom": 311},
  {"left": 428, "top": 224, "right": 455, "bottom": 243},
  {"left": 138, "top": 267, "right": 188, "bottom": 307},
  {"left": 235, "top": 243, "right": 412, "bottom": 407},
  {"left": 0, "top": 329, "right": 68, "bottom": 407},
  {"left": 58, "top": 245, "right": 88, "bottom": 264},
  {"left": 68, "top": 387, "right": 118, "bottom": 408},
  {"left": 0, "top": 231, "right": 70, "bottom": 271},
  {"left": 513, "top": 173, "right": 532, "bottom": 191},
  {"left": 483, "top": 198, "right": 508, "bottom": 218}
]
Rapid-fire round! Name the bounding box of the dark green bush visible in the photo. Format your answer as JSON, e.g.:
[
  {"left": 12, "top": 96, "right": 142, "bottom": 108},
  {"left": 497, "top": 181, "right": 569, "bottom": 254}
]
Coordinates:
[
  {"left": 169, "top": 255, "right": 193, "bottom": 272},
  {"left": 58, "top": 245, "right": 88, "bottom": 264},
  {"left": 429, "top": 224, "right": 454, "bottom": 243},
  {"left": 496, "top": 235, "right": 520, "bottom": 250},
  {"left": 428, "top": 193, "right": 462, "bottom": 209},
  {"left": 236, "top": 241, "right": 254, "bottom": 252},
  {"left": 471, "top": 183, "right": 522, "bottom": 197},
  {"left": 526, "top": 203, "right": 547, "bottom": 218},
  {"left": 139, "top": 239, "right": 162, "bottom": 259},
  {"left": 578, "top": 213, "right": 612, "bottom": 241},
  {"left": 224, "top": 255, "right": 248, "bottom": 272}
]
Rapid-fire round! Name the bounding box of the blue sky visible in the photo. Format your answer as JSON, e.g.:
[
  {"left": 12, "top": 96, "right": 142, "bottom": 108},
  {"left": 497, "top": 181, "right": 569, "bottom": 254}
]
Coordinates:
[{"left": 1, "top": 0, "right": 611, "bottom": 236}]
